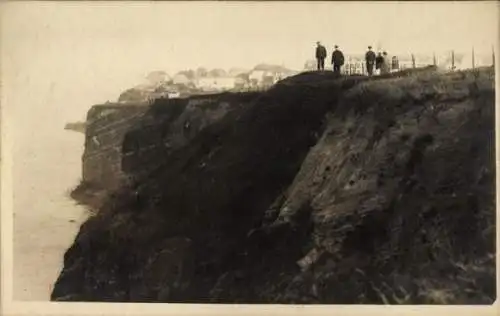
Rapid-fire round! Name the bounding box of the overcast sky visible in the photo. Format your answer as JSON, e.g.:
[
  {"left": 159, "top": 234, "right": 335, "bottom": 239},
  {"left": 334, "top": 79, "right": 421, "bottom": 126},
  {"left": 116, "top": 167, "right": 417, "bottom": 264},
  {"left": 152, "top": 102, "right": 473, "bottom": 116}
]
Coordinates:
[{"left": 1, "top": 1, "right": 498, "bottom": 123}]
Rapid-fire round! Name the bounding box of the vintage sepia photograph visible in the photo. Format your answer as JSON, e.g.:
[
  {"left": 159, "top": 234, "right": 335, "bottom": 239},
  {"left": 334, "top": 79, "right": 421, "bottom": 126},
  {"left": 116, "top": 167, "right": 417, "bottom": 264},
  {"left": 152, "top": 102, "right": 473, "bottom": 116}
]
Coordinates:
[{"left": 0, "top": 1, "right": 498, "bottom": 313}]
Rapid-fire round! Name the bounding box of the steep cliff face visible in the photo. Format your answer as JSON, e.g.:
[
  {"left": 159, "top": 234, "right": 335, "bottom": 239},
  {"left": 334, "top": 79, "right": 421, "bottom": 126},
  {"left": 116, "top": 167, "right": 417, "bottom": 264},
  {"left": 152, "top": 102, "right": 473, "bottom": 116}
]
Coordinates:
[
  {"left": 53, "top": 68, "right": 495, "bottom": 304},
  {"left": 72, "top": 92, "right": 259, "bottom": 209}
]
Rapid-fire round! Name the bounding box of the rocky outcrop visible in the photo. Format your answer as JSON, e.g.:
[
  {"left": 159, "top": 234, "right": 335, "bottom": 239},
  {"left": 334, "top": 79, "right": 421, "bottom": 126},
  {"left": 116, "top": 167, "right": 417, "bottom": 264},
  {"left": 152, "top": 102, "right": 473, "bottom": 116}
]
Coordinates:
[
  {"left": 64, "top": 121, "right": 86, "bottom": 134},
  {"left": 54, "top": 67, "right": 495, "bottom": 304},
  {"left": 72, "top": 92, "right": 260, "bottom": 209}
]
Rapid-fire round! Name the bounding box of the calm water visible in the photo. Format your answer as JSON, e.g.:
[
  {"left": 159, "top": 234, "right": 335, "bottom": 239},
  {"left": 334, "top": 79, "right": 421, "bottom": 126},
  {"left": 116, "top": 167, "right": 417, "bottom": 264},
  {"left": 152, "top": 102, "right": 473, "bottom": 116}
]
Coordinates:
[{"left": 13, "top": 129, "right": 89, "bottom": 301}]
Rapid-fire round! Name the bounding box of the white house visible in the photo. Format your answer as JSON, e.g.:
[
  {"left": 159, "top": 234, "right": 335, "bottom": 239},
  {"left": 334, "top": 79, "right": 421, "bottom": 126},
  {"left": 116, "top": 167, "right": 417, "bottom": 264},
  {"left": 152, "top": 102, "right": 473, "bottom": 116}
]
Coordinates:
[
  {"left": 228, "top": 68, "right": 250, "bottom": 77},
  {"left": 248, "top": 69, "right": 292, "bottom": 87},
  {"left": 172, "top": 73, "right": 191, "bottom": 85},
  {"left": 196, "top": 77, "right": 237, "bottom": 91},
  {"left": 248, "top": 70, "right": 266, "bottom": 83},
  {"left": 304, "top": 59, "right": 317, "bottom": 71}
]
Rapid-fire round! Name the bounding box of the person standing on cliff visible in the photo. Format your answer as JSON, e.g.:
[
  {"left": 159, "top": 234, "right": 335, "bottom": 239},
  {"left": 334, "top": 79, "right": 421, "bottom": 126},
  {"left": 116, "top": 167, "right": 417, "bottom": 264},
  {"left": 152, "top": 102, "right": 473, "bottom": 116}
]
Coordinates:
[
  {"left": 315, "top": 41, "right": 327, "bottom": 71},
  {"left": 331, "top": 45, "right": 345, "bottom": 76},
  {"left": 380, "top": 51, "right": 391, "bottom": 75},
  {"left": 365, "top": 46, "right": 376, "bottom": 76},
  {"left": 391, "top": 55, "right": 400, "bottom": 72},
  {"left": 375, "top": 52, "right": 384, "bottom": 75}
]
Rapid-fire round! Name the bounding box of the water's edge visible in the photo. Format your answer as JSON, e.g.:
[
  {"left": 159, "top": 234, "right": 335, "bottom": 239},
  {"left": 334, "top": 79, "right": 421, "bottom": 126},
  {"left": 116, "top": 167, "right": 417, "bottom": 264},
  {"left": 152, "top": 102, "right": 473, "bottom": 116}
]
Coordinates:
[{"left": 13, "top": 132, "right": 89, "bottom": 301}]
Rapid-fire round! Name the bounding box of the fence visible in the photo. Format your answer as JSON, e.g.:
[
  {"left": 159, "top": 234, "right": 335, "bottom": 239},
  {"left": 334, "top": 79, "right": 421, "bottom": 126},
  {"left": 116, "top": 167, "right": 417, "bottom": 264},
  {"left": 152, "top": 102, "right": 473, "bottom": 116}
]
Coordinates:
[{"left": 340, "top": 47, "right": 495, "bottom": 76}]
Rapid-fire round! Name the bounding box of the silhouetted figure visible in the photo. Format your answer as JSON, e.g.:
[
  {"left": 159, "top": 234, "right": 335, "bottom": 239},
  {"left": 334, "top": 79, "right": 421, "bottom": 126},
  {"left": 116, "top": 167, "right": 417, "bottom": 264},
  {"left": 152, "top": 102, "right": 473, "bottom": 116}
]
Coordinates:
[
  {"left": 315, "top": 41, "right": 327, "bottom": 71},
  {"left": 380, "top": 51, "right": 390, "bottom": 75},
  {"left": 365, "top": 46, "right": 376, "bottom": 76},
  {"left": 375, "top": 52, "right": 384, "bottom": 75},
  {"left": 392, "top": 56, "right": 399, "bottom": 71},
  {"left": 331, "top": 45, "right": 345, "bottom": 75}
]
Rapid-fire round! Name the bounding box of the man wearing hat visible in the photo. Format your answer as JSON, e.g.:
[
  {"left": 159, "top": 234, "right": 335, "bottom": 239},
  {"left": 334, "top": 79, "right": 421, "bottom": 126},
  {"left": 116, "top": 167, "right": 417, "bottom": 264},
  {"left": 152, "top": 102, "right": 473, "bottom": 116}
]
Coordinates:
[
  {"left": 331, "top": 45, "right": 345, "bottom": 75},
  {"left": 365, "top": 46, "right": 376, "bottom": 76},
  {"left": 375, "top": 52, "right": 384, "bottom": 75},
  {"left": 315, "top": 41, "right": 327, "bottom": 71}
]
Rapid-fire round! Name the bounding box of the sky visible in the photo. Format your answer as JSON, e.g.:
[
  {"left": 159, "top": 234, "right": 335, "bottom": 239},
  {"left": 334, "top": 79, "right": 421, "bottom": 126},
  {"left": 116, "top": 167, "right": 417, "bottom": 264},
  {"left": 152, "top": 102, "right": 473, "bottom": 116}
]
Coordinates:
[{"left": 1, "top": 1, "right": 498, "bottom": 124}]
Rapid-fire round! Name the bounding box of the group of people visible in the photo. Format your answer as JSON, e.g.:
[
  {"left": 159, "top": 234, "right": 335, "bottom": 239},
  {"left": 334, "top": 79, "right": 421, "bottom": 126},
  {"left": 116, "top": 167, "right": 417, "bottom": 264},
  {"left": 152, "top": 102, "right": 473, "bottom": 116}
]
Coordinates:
[{"left": 315, "top": 41, "right": 399, "bottom": 76}]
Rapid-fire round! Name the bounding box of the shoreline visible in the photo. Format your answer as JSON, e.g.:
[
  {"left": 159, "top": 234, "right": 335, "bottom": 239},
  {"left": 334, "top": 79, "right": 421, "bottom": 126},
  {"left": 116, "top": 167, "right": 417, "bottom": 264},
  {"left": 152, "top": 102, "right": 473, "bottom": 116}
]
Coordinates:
[{"left": 13, "top": 132, "right": 89, "bottom": 301}]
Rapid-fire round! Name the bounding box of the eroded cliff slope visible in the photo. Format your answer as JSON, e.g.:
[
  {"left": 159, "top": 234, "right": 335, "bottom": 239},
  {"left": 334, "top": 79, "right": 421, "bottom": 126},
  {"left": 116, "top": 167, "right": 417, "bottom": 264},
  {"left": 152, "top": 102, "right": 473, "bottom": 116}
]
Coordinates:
[{"left": 53, "top": 68, "right": 495, "bottom": 304}]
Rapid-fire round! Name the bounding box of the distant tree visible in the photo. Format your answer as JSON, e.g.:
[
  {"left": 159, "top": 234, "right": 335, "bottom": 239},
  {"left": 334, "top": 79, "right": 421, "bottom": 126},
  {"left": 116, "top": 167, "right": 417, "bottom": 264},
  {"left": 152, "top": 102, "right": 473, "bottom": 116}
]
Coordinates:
[
  {"left": 208, "top": 68, "right": 227, "bottom": 77},
  {"left": 196, "top": 67, "right": 208, "bottom": 78},
  {"left": 253, "top": 63, "right": 291, "bottom": 73},
  {"left": 146, "top": 71, "right": 169, "bottom": 86},
  {"left": 229, "top": 68, "right": 250, "bottom": 77},
  {"left": 236, "top": 73, "right": 250, "bottom": 81},
  {"left": 177, "top": 70, "right": 196, "bottom": 80},
  {"left": 118, "top": 88, "right": 148, "bottom": 103}
]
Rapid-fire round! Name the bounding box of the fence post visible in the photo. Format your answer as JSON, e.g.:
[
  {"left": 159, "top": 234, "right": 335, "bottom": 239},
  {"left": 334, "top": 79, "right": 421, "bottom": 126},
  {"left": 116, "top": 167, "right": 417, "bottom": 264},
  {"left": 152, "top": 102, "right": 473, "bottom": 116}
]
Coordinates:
[
  {"left": 411, "top": 53, "right": 416, "bottom": 69},
  {"left": 433, "top": 52, "right": 437, "bottom": 67},
  {"left": 492, "top": 45, "right": 495, "bottom": 67},
  {"left": 451, "top": 50, "right": 455, "bottom": 71},
  {"left": 472, "top": 47, "right": 475, "bottom": 69}
]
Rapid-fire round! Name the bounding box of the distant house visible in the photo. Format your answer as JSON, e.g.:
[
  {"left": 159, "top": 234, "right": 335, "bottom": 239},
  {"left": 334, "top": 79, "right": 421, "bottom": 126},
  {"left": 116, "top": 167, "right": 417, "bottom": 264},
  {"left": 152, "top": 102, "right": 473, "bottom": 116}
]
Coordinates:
[
  {"left": 147, "top": 91, "right": 181, "bottom": 104},
  {"left": 304, "top": 59, "right": 317, "bottom": 71},
  {"left": 261, "top": 73, "right": 276, "bottom": 87},
  {"left": 234, "top": 73, "right": 250, "bottom": 89},
  {"left": 228, "top": 68, "right": 250, "bottom": 77},
  {"left": 248, "top": 70, "right": 266, "bottom": 86},
  {"left": 172, "top": 73, "right": 191, "bottom": 85},
  {"left": 177, "top": 70, "right": 196, "bottom": 81},
  {"left": 248, "top": 68, "right": 293, "bottom": 87},
  {"left": 168, "top": 91, "right": 181, "bottom": 98},
  {"left": 196, "top": 77, "right": 237, "bottom": 91}
]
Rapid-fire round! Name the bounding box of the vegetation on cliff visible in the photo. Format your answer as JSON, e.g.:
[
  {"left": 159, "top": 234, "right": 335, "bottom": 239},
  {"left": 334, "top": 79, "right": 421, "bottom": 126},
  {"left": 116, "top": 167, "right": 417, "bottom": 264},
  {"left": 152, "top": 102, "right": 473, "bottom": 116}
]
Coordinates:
[{"left": 52, "top": 67, "right": 495, "bottom": 304}]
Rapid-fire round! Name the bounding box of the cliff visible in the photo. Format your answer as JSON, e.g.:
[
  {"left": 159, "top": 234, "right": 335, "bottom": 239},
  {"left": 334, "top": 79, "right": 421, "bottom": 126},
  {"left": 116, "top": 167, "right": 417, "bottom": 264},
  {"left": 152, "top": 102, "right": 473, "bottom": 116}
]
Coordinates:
[{"left": 54, "top": 67, "right": 495, "bottom": 304}]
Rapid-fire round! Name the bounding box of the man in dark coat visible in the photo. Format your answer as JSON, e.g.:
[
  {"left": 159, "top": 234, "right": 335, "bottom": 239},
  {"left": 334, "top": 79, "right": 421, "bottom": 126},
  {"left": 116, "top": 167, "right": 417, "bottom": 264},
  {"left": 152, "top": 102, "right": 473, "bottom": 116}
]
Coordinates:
[
  {"left": 375, "top": 52, "right": 384, "bottom": 75},
  {"left": 315, "top": 41, "right": 327, "bottom": 71},
  {"left": 365, "top": 46, "right": 376, "bottom": 76},
  {"left": 331, "top": 45, "right": 345, "bottom": 75}
]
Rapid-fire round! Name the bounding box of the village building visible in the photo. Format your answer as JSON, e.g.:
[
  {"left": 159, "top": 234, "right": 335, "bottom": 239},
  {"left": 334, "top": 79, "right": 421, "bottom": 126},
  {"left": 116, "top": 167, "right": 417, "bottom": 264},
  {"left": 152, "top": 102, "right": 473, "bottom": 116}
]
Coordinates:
[
  {"left": 228, "top": 68, "right": 250, "bottom": 77},
  {"left": 196, "top": 76, "right": 237, "bottom": 92},
  {"left": 304, "top": 59, "right": 317, "bottom": 71},
  {"left": 248, "top": 70, "right": 267, "bottom": 87},
  {"left": 172, "top": 73, "right": 191, "bottom": 85},
  {"left": 248, "top": 68, "right": 293, "bottom": 88}
]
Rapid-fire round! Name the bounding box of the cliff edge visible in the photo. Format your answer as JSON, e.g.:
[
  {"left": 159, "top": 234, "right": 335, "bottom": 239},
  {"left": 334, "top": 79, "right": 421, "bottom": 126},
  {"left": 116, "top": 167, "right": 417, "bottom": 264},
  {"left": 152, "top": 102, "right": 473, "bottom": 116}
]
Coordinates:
[{"left": 53, "top": 67, "right": 495, "bottom": 304}]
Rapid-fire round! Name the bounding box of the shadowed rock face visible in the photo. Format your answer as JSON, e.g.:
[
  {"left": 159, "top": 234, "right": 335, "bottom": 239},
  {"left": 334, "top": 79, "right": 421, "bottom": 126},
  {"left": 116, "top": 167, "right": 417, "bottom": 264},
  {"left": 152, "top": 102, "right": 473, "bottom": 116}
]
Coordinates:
[
  {"left": 53, "top": 67, "right": 495, "bottom": 304},
  {"left": 73, "top": 92, "right": 260, "bottom": 210}
]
